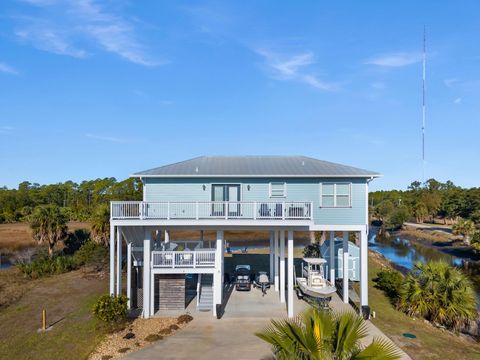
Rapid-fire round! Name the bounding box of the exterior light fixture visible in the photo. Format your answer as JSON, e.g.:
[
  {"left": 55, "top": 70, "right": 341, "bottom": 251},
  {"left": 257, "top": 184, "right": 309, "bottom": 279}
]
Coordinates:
[
  {"left": 247, "top": 185, "right": 251, "bottom": 191},
  {"left": 202, "top": 185, "right": 206, "bottom": 191}
]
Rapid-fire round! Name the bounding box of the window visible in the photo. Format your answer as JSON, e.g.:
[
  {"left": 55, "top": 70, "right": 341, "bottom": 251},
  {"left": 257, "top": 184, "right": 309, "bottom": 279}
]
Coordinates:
[
  {"left": 320, "top": 183, "right": 351, "bottom": 207},
  {"left": 269, "top": 182, "right": 286, "bottom": 198}
]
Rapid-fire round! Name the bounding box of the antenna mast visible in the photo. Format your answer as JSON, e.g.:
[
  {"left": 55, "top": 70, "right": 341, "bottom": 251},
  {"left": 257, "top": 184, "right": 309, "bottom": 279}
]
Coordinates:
[{"left": 422, "top": 26, "right": 426, "bottom": 182}]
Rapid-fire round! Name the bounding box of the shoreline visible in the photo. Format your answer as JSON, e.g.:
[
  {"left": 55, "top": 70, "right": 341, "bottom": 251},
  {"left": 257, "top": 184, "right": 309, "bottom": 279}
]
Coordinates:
[{"left": 395, "top": 229, "right": 480, "bottom": 262}]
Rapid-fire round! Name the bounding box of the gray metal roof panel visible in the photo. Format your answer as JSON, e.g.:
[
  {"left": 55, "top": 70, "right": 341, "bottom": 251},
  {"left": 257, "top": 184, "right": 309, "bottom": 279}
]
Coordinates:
[{"left": 132, "top": 156, "right": 380, "bottom": 178}]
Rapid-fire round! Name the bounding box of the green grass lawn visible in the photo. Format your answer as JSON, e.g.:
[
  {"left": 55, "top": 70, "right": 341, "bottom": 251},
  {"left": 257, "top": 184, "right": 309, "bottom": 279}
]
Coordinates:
[
  {"left": 0, "top": 268, "right": 109, "bottom": 360},
  {"left": 366, "top": 255, "right": 480, "bottom": 360}
]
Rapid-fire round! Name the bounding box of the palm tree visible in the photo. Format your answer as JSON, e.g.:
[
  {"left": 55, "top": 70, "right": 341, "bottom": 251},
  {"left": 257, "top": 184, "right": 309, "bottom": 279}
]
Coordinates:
[
  {"left": 452, "top": 218, "right": 476, "bottom": 245},
  {"left": 398, "top": 261, "right": 477, "bottom": 331},
  {"left": 91, "top": 204, "right": 110, "bottom": 246},
  {"left": 30, "top": 205, "right": 68, "bottom": 257},
  {"left": 256, "top": 309, "right": 400, "bottom": 360}
]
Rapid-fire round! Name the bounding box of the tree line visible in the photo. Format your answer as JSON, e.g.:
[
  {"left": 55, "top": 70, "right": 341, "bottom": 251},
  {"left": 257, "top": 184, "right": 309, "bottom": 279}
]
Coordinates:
[
  {"left": 371, "top": 178, "right": 480, "bottom": 226},
  {"left": 370, "top": 178, "right": 480, "bottom": 246},
  {"left": 0, "top": 177, "right": 142, "bottom": 223}
]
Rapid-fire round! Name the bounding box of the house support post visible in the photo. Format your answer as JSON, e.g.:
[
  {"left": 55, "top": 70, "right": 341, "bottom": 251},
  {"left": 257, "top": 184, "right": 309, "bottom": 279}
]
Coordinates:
[
  {"left": 109, "top": 225, "right": 115, "bottom": 295},
  {"left": 269, "top": 231, "right": 274, "bottom": 283},
  {"left": 127, "top": 242, "right": 132, "bottom": 309},
  {"left": 280, "top": 230, "right": 285, "bottom": 303},
  {"left": 287, "top": 230, "right": 294, "bottom": 318},
  {"left": 116, "top": 226, "right": 122, "bottom": 295},
  {"left": 150, "top": 262, "right": 155, "bottom": 316},
  {"left": 213, "top": 230, "right": 224, "bottom": 317},
  {"left": 360, "top": 227, "right": 369, "bottom": 316},
  {"left": 342, "top": 231, "right": 349, "bottom": 304},
  {"left": 143, "top": 229, "right": 152, "bottom": 318},
  {"left": 274, "top": 230, "right": 279, "bottom": 291},
  {"left": 329, "top": 231, "right": 335, "bottom": 284}
]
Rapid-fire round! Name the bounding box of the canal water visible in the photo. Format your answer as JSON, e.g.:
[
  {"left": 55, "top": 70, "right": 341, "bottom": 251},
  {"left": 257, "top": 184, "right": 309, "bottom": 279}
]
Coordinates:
[
  {"left": 369, "top": 229, "right": 480, "bottom": 308},
  {"left": 369, "top": 232, "right": 463, "bottom": 270}
]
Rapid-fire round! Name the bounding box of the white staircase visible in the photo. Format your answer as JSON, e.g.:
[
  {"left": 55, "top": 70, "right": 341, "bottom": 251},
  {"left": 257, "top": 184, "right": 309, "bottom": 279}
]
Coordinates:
[{"left": 197, "top": 274, "right": 213, "bottom": 312}]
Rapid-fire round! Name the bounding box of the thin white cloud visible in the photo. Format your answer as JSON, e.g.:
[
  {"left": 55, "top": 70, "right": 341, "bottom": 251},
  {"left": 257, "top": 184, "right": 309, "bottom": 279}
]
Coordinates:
[
  {"left": 0, "top": 63, "right": 18, "bottom": 75},
  {"left": 0, "top": 126, "right": 14, "bottom": 134},
  {"left": 255, "top": 49, "right": 338, "bottom": 91},
  {"left": 159, "top": 100, "right": 173, "bottom": 105},
  {"left": 453, "top": 97, "right": 462, "bottom": 105},
  {"left": 370, "top": 82, "right": 385, "bottom": 90},
  {"left": 365, "top": 52, "right": 422, "bottom": 67},
  {"left": 15, "top": 26, "right": 88, "bottom": 58},
  {"left": 132, "top": 89, "right": 146, "bottom": 97},
  {"left": 85, "top": 133, "right": 128, "bottom": 143},
  {"left": 15, "top": 0, "right": 160, "bottom": 66},
  {"left": 444, "top": 78, "right": 459, "bottom": 88}
]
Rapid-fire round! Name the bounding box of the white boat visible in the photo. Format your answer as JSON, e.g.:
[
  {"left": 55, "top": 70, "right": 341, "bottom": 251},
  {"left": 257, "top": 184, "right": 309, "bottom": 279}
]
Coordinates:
[{"left": 296, "top": 258, "right": 336, "bottom": 299}]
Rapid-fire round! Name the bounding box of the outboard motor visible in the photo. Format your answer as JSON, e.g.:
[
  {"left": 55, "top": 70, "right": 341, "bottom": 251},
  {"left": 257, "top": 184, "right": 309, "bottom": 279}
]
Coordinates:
[{"left": 254, "top": 272, "right": 270, "bottom": 296}]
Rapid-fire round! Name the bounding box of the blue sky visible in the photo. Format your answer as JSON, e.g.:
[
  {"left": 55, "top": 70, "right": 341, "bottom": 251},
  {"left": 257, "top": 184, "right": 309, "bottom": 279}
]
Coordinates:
[{"left": 0, "top": 1, "right": 479, "bottom": 191}]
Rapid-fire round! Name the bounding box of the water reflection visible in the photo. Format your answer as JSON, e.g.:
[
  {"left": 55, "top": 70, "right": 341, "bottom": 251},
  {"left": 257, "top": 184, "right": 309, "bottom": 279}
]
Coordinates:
[{"left": 370, "top": 233, "right": 463, "bottom": 270}]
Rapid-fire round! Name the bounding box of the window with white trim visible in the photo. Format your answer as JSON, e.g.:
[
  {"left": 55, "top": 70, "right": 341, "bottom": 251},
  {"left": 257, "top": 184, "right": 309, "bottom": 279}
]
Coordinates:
[
  {"left": 269, "top": 182, "right": 286, "bottom": 198},
  {"left": 320, "top": 183, "right": 351, "bottom": 207}
]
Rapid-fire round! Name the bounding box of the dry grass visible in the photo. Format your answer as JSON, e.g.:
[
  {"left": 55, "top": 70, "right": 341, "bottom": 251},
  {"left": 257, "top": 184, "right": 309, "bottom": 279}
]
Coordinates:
[
  {"left": 0, "top": 221, "right": 91, "bottom": 252},
  {"left": 399, "top": 228, "right": 456, "bottom": 243},
  {"left": 0, "top": 268, "right": 109, "bottom": 360},
  {"left": 0, "top": 266, "right": 32, "bottom": 308}
]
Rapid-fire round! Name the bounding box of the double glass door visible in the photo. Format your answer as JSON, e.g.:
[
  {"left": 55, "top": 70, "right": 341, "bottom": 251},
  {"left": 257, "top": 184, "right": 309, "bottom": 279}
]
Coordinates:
[{"left": 211, "top": 184, "right": 240, "bottom": 217}]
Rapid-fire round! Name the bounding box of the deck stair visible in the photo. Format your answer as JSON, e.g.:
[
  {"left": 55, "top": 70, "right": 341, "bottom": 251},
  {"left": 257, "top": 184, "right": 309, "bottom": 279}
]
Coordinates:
[{"left": 198, "top": 274, "right": 213, "bottom": 311}]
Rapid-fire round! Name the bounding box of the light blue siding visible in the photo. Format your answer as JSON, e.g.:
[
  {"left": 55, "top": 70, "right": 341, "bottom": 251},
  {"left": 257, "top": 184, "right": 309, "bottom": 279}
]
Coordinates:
[
  {"left": 144, "top": 177, "right": 367, "bottom": 225},
  {"left": 320, "top": 240, "right": 360, "bottom": 281}
]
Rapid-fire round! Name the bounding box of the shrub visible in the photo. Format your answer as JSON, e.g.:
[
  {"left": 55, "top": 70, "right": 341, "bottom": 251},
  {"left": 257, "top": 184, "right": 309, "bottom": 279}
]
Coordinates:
[
  {"left": 303, "top": 243, "right": 321, "bottom": 258},
  {"left": 398, "top": 261, "right": 477, "bottom": 331},
  {"left": 159, "top": 328, "right": 172, "bottom": 335},
  {"left": 92, "top": 295, "right": 128, "bottom": 323},
  {"left": 373, "top": 270, "right": 403, "bottom": 300},
  {"left": 73, "top": 240, "right": 108, "bottom": 267},
  {"left": 64, "top": 229, "right": 91, "bottom": 255},
  {"left": 18, "top": 255, "right": 76, "bottom": 279},
  {"left": 471, "top": 232, "right": 480, "bottom": 253},
  {"left": 144, "top": 334, "right": 163, "bottom": 342},
  {"left": 177, "top": 314, "right": 193, "bottom": 324},
  {"left": 387, "top": 205, "right": 411, "bottom": 229}
]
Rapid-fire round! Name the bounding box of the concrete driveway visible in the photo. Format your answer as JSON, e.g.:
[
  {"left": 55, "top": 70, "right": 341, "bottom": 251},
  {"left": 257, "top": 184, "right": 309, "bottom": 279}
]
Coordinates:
[
  {"left": 125, "top": 287, "right": 292, "bottom": 360},
  {"left": 126, "top": 288, "right": 410, "bottom": 360}
]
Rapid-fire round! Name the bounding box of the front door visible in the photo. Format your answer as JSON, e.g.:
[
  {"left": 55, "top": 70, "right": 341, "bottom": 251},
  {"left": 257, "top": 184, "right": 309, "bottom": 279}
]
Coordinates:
[{"left": 211, "top": 184, "right": 240, "bottom": 217}]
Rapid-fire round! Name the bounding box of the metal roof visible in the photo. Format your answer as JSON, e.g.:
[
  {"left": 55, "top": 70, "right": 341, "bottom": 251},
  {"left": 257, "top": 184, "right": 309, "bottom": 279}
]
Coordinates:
[{"left": 132, "top": 156, "right": 380, "bottom": 178}]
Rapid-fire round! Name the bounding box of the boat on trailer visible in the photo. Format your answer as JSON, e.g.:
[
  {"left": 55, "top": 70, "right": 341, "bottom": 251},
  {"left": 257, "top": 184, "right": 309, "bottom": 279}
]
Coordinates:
[{"left": 296, "top": 258, "right": 336, "bottom": 305}]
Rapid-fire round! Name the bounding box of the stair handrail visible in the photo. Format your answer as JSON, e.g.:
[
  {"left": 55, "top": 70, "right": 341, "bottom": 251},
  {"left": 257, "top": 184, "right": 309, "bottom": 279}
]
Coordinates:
[{"left": 196, "top": 274, "right": 202, "bottom": 307}]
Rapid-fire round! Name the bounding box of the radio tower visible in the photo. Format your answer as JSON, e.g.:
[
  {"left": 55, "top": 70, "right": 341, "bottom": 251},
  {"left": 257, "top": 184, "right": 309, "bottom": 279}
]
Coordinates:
[{"left": 422, "top": 26, "right": 426, "bottom": 182}]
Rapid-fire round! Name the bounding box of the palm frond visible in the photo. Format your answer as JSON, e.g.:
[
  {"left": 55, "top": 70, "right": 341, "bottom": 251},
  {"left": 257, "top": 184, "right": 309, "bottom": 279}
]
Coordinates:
[
  {"left": 334, "top": 311, "right": 368, "bottom": 358},
  {"left": 353, "top": 337, "right": 401, "bottom": 360}
]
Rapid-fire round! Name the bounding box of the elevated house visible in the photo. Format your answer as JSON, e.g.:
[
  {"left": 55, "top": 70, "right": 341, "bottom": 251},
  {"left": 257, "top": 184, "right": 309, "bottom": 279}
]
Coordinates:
[{"left": 109, "top": 156, "right": 380, "bottom": 318}]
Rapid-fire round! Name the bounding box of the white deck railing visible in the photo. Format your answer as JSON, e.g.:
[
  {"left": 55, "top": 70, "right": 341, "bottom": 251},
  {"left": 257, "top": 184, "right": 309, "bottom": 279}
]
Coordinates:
[
  {"left": 152, "top": 250, "right": 216, "bottom": 268},
  {"left": 111, "top": 201, "right": 313, "bottom": 221}
]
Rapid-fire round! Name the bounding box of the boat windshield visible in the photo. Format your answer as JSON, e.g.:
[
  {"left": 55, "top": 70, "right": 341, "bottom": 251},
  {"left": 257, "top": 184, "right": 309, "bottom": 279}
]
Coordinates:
[{"left": 308, "top": 263, "right": 324, "bottom": 276}]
